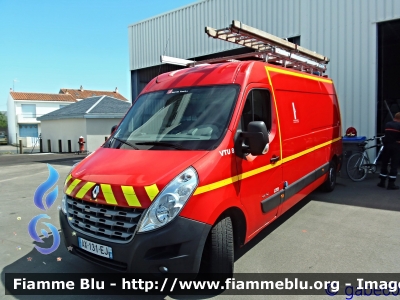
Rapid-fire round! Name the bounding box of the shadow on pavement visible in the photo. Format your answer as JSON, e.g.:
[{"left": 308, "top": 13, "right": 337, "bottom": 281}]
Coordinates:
[
  {"left": 0, "top": 153, "right": 85, "bottom": 167},
  {"left": 1, "top": 232, "right": 166, "bottom": 300},
  {"left": 313, "top": 174, "right": 400, "bottom": 212},
  {"left": 234, "top": 195, "right": 312, "bottom": 262},
  {"left": 34, "top": 157, "right": 85, "bottom": 167},
  {"left": 235, "top": 173, "right": 400, "bottom": 262}
]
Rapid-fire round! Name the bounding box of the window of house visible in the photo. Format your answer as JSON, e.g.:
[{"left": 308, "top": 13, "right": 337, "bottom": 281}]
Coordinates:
[{"left": 21, "top": 104, "right": 36, "bottom": 118}]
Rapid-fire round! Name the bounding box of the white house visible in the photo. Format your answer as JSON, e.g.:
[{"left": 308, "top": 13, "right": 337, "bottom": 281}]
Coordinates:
[
  {"left": 7, "top": 91, "right": 75, "bottom": 146},
  {"left": 7, "top": 86, "right": 128, "bottom": 146}
]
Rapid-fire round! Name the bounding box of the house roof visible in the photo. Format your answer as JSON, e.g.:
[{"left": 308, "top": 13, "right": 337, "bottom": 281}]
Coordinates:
[
  {"left": 10, "top": 92, "right": 76, "bottom": 102},
  {"left": 59, "top": 87, "right": 128, "bottom": 101},
  {"left": 37, "top": 96, "right": 131, "bottom": 121}
]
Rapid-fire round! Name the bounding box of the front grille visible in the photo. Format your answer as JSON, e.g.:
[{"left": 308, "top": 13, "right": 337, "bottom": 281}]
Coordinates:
[{"left": 66, "top": 196, "right": 144, "bottom": 243}]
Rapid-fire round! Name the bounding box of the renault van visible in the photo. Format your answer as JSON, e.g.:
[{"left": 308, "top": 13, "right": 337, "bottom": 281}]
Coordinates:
[{"left": 60, "top": 22, "right": 342, "bottom": 275}]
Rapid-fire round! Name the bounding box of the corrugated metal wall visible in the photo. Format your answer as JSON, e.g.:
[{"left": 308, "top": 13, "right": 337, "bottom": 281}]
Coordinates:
[
  {"left": 129, "top": 0, "right": 301, "bottom": 70},
  {"left": 129, "top": 0, "right": 400, "bottom": 138}
]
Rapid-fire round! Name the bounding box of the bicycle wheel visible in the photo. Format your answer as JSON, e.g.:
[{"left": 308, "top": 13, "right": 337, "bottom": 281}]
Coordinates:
[{"left": 346, "top": 152, "right": 368, "bottom": 181}]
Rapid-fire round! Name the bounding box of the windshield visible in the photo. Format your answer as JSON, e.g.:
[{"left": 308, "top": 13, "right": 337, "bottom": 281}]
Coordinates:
[{"left": 105, "top": 85, "right": 239, "bottom": 151}]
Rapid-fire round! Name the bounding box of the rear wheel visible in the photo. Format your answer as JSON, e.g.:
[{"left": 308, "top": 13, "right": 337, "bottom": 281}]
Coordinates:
[
  {"left": 200, "top": 216, "right": 234, "bottom": 275},
  {"left": 346, "top": 152, "right": 367, "bottom": 181},
  {"left": 321, "top": 161, "right": 337, "bottom": 192}
]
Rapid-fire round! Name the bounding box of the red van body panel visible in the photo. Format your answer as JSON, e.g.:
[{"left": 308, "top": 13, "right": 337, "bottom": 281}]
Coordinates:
[
  {"left": 161, "top": 61, "right": 341, "bottom": 242},
  {"left": 141, "top": 63, "right": 243, "bottom": 95},
  {"left": 178, "top": 129, "right": 241, "bottom": 219},
  {"left": 265, "top": 67, "right": 342, "bottom": 206}
]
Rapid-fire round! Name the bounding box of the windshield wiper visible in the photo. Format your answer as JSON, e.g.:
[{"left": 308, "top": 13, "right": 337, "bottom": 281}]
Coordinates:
[
  {"left": 111, "top": 137, "right": 139, "bottom": 150},
  {"left": 135, "top": 141, "right": 188, "bottom": 150}
]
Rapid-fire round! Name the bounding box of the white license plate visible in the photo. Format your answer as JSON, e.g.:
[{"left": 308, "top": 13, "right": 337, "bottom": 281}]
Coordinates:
[{"left": 78, "top": 237, "right": 113, "bottom": 259}]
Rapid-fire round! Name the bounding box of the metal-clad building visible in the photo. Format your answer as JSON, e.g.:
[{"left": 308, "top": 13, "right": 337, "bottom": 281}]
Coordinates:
[{"left": 129, "top": 0, "right": 400, "bottom": 139}]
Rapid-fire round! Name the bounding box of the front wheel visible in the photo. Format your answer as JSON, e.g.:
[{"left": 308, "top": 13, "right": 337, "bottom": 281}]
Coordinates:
[
  {"left": 200, "top": 216, "right": 234, "bottom": 275},
  {"left": 346, "top": 152, "right": 368, "bottom": 181}
]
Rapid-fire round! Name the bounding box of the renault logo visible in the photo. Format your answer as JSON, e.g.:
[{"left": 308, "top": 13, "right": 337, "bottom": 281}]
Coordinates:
[{"left": 91, "top": 185, "right": 100, "bottom": 200}]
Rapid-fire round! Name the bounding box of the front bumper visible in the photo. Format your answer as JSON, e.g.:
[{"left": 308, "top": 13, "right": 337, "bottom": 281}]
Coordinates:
[{"left": 60, "top": 211, "right": 211, "bottom": 274}]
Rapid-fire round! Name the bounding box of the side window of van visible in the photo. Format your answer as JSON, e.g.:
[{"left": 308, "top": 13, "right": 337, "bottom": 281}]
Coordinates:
[{"left": 239, "top": 89, "right": 272, "bottom": 132}]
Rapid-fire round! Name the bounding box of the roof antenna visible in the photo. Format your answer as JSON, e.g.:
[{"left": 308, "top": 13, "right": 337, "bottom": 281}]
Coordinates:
[{"left": 156, "top": 37, "right": 170, "bottom": 83}]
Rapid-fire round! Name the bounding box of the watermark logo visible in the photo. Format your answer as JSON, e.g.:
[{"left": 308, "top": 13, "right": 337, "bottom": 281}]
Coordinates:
[
  {"left": 33, "top": 163, "right": 59, "bottom": 210},
  {"left": 28, "top": 164, "right": 60, "bottom": 254}
]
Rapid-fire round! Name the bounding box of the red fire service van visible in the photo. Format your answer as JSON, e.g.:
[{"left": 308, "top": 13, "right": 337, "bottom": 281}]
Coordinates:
[{"left": 60, "top": 21, "right": 342, "bottom": 275}]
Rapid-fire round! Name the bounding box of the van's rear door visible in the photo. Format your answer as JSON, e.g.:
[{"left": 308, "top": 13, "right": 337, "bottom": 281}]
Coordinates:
[{"left": 234, "top": 85, "right": 283, "bottom": 239}]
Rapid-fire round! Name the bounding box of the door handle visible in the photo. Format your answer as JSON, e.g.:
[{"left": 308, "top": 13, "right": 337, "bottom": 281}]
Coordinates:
[{"left": 270, "top": 155, "right": 280, "bottom": 164}]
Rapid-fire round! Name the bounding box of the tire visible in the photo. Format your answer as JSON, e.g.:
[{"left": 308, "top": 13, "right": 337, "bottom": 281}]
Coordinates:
[
  {"left": 200, "top": 216, "right": 234, "bottom": 275},
  {"left": 321, "top": 161, "right": 337, "bottom": 192},
  {"left": 346, "top": 152, "right": 367, "bottom": 181}
]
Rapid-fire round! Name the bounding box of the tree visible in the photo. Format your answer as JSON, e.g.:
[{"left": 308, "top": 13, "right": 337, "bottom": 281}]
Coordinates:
[{"left": 0, "top": 112, "right": 7, "bottom": 128}]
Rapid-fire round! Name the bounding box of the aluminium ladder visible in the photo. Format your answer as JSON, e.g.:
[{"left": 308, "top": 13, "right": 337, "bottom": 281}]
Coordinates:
[
  {"left": 204, "top": 20, "right": 329, "bottom": 75},
  {"left": 161, "top": 20, "right": 330, "bottom": 75}
]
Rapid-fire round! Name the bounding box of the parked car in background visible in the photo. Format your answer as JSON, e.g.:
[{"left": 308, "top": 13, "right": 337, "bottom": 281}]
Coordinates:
[{"left": 0, "top": 132, "right": 7, "bottom": 145}]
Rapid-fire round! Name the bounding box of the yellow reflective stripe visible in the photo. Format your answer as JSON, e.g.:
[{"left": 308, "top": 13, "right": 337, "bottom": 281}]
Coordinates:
[
  {"left": 121, "top": 186, "right": 142, "bottom": 207},
  {"left": 266, "top": 66, "right": 333, "bottom": 84},
  {"left": 64, "top": 174, "right": 72, "bottom": 186},
  {"left": 281, "top": 137, "right": 341, "bottom": 164},
  {"left": 144, "top": 184, "right": 159, "bottom": 201},
  {"left": 265, "top": 66, "right": 283, "bottom": 160},
  {"left": 239, "top": 161, "right": 283, "bottom": 180},
  {"left": 194, "top": 176, "right": 240, "bottom": 195},
  {"left": 193, "top": 161, "right": 283, "bottom": 196},
  {"left": 65, "top": 179, "right": 81, "bottom": 195},
  {"left": 100, "top": 184, "right": 117, "bottom": 205},
  {"left": 75, "top": 182, "right": 96, "bottom": 199},
  {"left": 193, "top": 137, "right": 341, "bottom": 195}
]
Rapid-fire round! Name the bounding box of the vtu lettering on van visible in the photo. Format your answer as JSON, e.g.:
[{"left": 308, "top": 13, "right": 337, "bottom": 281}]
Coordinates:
[{"left": 219, "top": 148, "right": 235, "bottom": 156}]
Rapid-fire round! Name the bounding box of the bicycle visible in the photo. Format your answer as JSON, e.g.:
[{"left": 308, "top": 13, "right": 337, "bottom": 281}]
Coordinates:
[{"left": 346, "top": 136, "right": 385, "bottom": 182}]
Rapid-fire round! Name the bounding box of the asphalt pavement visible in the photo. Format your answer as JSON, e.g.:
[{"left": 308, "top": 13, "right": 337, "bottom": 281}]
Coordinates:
[
  {"left": 0, "top": 144, "right": 41, "bottom": 155},
  {"left": 0, "top": 153, "right": 399, "bottom": 300}
]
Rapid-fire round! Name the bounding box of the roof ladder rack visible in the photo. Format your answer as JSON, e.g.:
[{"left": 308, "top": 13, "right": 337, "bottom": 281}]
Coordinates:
[{"left": 205, "top": 20, "right": 329, "bottom": 75}]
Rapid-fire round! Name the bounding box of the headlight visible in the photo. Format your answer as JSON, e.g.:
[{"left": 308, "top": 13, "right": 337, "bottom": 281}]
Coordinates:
[
  {"left": 61, "top": 194, "right": 67, "bottom": 215},
  {"left": 138, "top": 166, "right": 198, "bottom": 233}
]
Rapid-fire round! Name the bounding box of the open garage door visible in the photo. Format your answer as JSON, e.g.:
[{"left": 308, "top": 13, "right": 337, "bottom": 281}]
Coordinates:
[{"left": 377, "top": 19, "right": 400, "bottom": 135}]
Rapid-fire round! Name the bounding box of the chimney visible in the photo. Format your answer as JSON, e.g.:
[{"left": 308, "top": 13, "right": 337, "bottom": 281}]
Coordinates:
[
  {"left": 114, "top": 87, "right": 118, "bottom": 93},
  {"left": 10, "top": 88, "right": 12, "bottom": 91},
  {"left": 80, "top": 85, "right": 83, "bottom": 91}
]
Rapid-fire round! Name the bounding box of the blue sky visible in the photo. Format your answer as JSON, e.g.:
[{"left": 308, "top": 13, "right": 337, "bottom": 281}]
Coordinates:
[{"left": 0, "top": 0, "right": 198, "bottom": 111}]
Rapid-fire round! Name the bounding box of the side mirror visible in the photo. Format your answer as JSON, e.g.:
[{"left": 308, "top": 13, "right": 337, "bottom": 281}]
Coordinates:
[
  {"left": 111, "top": 125, "right": 118, "bottom": 134},
  {"left": 240, "top": 121, "right": 269, "bottom": 156}
]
